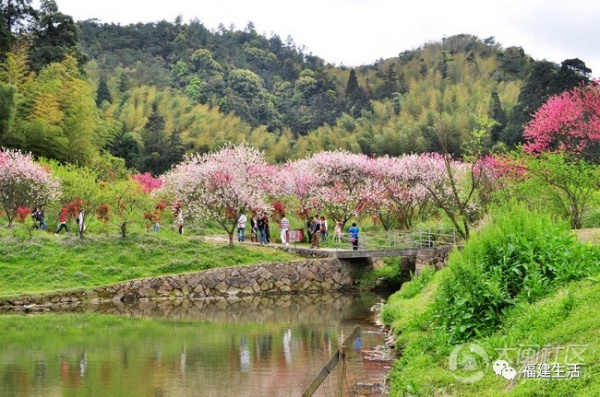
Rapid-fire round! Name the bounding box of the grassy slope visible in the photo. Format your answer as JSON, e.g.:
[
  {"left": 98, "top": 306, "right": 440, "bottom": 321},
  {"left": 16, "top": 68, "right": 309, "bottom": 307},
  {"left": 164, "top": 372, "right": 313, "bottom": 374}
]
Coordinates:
[
  {"left": 383, "top": 268, "right": 600, "bottom": 396},
  {"left": 0, "top": 228, "right": 298, "bottom": 298}
]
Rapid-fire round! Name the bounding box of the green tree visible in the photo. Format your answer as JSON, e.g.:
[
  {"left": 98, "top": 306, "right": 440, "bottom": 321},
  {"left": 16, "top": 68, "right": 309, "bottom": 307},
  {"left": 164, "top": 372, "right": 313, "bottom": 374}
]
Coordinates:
[
  {"left": 489, "top": 91, "right": 506, "bottom": 144},
  {"left": 29, "top": 0, "right": 86, "bottom": 72},
  {"left": 0, "top": 82, "right": 16, "bottom": 144},
  {"left": 525, "top": 153, "right": 599, "bottom": 229},
  {"left": 95, "top": 76, "right": 111, "bottom": 106},
  {"left": 140, "top": 110, "right": 168, "bottom": 175},
  {"left": 110, "top": 131, "right": 141, "bottom": 169},
  {"left": 0, "top": 0, "right": 35, "bottom": 56},
  {"left": 503, "top": 60, "right": 558, "bottom": 146},
  {"left": 166, "top": 129, "right": 186, "bottom": 169}
]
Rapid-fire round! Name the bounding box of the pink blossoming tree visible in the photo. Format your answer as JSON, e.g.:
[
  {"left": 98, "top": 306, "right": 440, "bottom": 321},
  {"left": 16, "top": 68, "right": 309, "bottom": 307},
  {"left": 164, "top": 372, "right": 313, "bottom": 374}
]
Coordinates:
[
  {"left": 0, "top": 149, "right": 61, "bottom": 227},
  {"left": 274, "top": 158, "right": 322, "bottom": 221},
  {"left": 304, "top": 151, "right": 382, "bottom": 229},
  {"left": 373, "top": 155, "right": 438, "bottom": 230},
  {"left": 164, "top": 144, "right": 270, "bottom": 246}
]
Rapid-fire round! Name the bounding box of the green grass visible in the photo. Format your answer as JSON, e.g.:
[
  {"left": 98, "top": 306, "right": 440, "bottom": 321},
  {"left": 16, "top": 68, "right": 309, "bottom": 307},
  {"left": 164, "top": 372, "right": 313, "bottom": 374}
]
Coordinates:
[
  {"left": 0, "top": 227, "right": 299, "bottom": 298},
  {"left": 381, "top": 205, "right": 600, "bottom": 396}
]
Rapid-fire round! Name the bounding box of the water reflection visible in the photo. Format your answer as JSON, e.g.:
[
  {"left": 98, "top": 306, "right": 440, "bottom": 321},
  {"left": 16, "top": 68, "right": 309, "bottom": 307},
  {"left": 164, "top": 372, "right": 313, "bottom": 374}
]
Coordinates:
[{"left": 0, "top": 293, "right": 393, "bottom": 397}]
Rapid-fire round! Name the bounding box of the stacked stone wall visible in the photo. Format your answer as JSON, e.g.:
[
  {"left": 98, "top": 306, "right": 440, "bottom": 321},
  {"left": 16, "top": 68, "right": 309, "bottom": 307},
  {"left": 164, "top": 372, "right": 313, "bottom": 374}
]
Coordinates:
[{"left": 0, "top": 258, "right": 361, "bottom": 312}]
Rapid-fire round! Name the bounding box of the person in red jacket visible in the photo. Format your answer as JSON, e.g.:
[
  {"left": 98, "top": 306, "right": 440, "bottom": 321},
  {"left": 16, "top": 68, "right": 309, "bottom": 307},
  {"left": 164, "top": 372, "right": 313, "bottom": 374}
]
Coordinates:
[{"left": 55, "top": 210, "right": 68, "bottom": 235}]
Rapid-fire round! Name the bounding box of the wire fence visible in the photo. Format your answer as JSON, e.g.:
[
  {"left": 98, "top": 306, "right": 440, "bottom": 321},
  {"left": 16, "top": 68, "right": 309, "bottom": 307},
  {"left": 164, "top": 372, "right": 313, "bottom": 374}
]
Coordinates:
[
  {"left": 326, "top": 227, "right": 458, "bottom": 251},
  {"left": 301, "top": 326, "right": 389, "bottom": 397}
]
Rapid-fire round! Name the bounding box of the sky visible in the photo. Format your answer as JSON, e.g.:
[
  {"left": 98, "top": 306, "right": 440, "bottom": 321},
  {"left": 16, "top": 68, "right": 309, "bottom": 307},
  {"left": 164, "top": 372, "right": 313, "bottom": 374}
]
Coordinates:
[{"left": 49, "top": 0, "right": 600, "bottom": 77}]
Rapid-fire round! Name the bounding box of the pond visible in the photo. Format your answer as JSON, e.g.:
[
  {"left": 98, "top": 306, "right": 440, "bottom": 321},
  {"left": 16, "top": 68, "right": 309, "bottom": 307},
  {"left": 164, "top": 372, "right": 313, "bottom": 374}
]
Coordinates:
[{"left": 0, "top": 292, "right": 394, "bottom": 397}]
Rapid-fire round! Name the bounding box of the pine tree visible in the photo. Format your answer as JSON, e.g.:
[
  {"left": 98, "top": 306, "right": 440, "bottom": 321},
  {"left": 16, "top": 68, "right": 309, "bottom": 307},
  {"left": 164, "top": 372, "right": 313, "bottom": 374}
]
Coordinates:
[
  {"left": 96, "top": 76, "right": 112, "bottom": 106},
  {"left": 141, "top": 110, "right": 168, "bottom": 175}
]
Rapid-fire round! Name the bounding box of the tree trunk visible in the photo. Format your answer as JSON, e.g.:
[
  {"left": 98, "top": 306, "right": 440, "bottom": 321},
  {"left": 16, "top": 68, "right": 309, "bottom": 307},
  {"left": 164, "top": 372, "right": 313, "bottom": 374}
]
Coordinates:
[{"left": 228, "top": 231, "right": 234, "bottom": 247}]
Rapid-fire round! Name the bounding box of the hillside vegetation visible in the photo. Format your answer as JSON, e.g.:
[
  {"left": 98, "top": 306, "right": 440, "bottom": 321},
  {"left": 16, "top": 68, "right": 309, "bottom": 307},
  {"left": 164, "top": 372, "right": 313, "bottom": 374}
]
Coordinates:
[
  {"left": 381, "top": 206, "right": 600, "bottom": 396},
  {"left": 1, "top": 1, "right": 593, "bottom": 172}
]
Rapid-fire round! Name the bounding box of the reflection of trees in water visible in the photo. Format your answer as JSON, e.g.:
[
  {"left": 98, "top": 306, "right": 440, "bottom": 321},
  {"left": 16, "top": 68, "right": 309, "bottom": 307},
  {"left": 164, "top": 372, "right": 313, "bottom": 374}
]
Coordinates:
[{"left": 0, "top": 293, "right": 388, "bottom": 396}]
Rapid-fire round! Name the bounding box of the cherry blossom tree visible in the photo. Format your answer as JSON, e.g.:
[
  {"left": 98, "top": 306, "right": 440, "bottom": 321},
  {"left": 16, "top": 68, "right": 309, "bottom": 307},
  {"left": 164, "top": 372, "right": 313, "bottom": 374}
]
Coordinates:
[
  {"left": 0, "top": 148, "right": 61, "bottom": 227},
  {"left": 524, "top": 80, "right": 600, "bottom": 162},
  {"left": 132, "top": 172, "right": 164, "bottom": 193},
  {"left": 274, "top": 158, "right": 322, "bottom": 221},
  {"left": 164, "top": 144, "right": 270, "bottom": 246},
  {"left": 304, "top": 151, "right": 382, "bottom": 229},
  {"left": 373, "top": 155, "right": 438, "bottom": 230}
]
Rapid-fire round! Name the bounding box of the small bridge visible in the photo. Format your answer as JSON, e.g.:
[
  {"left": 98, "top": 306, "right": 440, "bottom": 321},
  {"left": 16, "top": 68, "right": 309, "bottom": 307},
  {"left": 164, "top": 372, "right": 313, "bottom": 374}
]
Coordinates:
[{"left": 286, "top": 228, "right": 459, "bottom": 259}]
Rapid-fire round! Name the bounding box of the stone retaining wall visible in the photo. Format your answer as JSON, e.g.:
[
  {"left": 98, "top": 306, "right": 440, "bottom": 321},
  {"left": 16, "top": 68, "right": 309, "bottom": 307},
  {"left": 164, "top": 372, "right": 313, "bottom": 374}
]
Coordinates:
[
  {"left": 0, "top": 258, "right": 368, "bottom": 312},
  {"left": 415, "top": 246, "right": 454, "bottom": 274},
  {"left": 0, "top": 247, "right": 453, "bottom": 313}
]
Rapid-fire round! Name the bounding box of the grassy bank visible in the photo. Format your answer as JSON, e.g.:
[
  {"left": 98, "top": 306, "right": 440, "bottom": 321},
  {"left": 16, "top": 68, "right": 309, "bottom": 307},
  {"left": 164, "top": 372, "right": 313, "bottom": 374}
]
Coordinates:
[
  {"left": 382, "top": 206, "right": 600, "bottom": 396},
  {"left": 0, "top": 227, "right": 298, "bottom": 298}
]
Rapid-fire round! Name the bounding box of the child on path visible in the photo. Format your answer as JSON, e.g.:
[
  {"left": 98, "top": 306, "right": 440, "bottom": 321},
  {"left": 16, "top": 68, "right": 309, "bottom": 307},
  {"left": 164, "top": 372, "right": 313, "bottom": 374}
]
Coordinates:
[{"left": 348, "top": 223, "right": 360, "bottom": 251}]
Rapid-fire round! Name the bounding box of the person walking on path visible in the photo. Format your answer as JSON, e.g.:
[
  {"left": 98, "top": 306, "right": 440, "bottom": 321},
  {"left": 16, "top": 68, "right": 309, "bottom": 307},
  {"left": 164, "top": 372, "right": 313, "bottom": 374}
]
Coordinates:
[
  {"left": 264, "top": 214, "right": 271, "bottom": 243},
  {"left": 348, "top": 223, "right": 360, "bottom": 250},
  {"left": 280, "top": 214, "right": 290, "bottom": 246},
  {"left": 306, "top": 218, "right": 313, "bottom": 245},
  {"left": 55, "top": 210, "right": 68, "bottom": 235},
  {"left": 237, "top": 212, "right": 247, "bottom": 242}
]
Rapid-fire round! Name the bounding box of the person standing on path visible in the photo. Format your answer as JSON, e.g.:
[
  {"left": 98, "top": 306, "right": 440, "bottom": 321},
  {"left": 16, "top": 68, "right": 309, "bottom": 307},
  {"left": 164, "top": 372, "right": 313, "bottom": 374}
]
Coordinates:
[
  {"left": 333, "top": 220, "right": 342, "bottom": 243},
  {"left": 348, "top": 223, "right": 360, "bottom": 251},
  {"left": 176, "top": 207, "right": 184, "bottom": 234},
  {"left": 257, "top": 213, "right": 267, "bottom": 244},
  {"left": 77, "top": 208, "right": 86, "bottom": 235},
  {"left": 310, "top": 215, "right": 321, "bottom": 248},
  {"left": 237, "top": 212, "right": 247, "bottom": 242},
  {"left": 280, "top": 214, "right": 290, "bottom": 246},
  {"left": 320, "top": 216, "right": 328, "bottom": 242}
]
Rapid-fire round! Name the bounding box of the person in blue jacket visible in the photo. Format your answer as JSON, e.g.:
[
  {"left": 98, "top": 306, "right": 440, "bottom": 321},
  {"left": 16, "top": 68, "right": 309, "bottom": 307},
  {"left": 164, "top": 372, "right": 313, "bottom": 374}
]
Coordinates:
[{"left": 348, "top": 223, "right": 359, "bottom": 250}]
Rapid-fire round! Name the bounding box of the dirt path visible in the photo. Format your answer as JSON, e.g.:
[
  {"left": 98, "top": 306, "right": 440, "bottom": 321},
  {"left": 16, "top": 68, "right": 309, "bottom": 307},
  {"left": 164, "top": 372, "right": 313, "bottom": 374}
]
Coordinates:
[{"left": 574, "top": 228, "right": 600, "bottom": 244}]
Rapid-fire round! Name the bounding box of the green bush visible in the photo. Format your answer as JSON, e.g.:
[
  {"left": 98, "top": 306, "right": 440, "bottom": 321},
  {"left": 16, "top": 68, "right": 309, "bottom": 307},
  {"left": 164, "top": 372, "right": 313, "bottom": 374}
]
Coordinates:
[
  {"left": 396, "top": 266, "right": 437, "bottom": 300},
  {"left": 433, "top": 204, "right": 600, "bottom": 342}
]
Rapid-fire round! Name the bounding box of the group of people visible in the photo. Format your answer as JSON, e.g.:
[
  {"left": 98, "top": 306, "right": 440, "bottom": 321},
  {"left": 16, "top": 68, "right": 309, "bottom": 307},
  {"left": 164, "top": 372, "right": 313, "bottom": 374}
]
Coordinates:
[
  {"left": 54, "top": 208, "right": 86, "bottom": 235},
  {"left": 237, "top": 212, "right": 274, "bottom": 245},
  {"left": 236, "top": 211, "right": 359, "bottom": 250}
]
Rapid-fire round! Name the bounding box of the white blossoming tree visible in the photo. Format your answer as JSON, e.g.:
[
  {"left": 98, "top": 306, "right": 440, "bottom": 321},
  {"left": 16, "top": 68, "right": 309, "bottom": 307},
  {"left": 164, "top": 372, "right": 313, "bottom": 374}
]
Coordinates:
[
  {"left": 0, "top": 148, "right": 61, "bottom": 227},
  {"left": 164, "top": 144, "right": 270, "bottom": 246}
]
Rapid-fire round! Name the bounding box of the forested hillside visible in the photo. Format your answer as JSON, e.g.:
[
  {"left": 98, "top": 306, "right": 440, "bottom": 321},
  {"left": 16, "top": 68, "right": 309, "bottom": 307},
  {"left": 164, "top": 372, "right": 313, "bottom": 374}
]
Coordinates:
[{"left": 0, "top": 0, "right": 593, "bottom": 174}]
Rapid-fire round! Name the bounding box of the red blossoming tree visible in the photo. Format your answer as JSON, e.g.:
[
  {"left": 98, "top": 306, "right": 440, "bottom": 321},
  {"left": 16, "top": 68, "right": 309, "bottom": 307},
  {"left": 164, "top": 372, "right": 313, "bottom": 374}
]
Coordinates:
[{"left": 524, "top": 80, "right": 600, "bottom": 162}]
